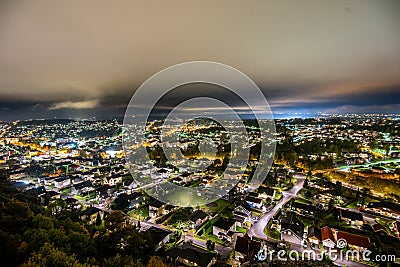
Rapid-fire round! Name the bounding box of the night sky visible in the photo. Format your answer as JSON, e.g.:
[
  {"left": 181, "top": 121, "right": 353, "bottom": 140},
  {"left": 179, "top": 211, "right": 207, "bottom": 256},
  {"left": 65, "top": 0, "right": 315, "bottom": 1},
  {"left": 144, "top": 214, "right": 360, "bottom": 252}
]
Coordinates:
[{"left": 0, "top": 0, "right": 399, "bottom": 121}]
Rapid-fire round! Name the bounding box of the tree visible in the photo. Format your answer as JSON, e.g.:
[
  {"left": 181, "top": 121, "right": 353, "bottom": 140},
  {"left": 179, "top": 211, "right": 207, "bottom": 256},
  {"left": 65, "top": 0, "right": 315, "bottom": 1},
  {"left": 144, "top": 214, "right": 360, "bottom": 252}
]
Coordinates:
[
  {"left": 147, "top": 256, "right": 169, "bottom": 267},
  {"left": 23, "top": 243, "right": 85, "bottom": 267},
  {"left": 206, "top": 240, "right": 212, "bottom": 250},
  {"left": 384, "top": 144, "right": 390, "bottom": 156},
  {"left": 0, "top": 168, "right": 9, "bottom": 181},
  {"left": 334, "top": 181, "right": 342, "bottom": 196},
  {"left": 104, "top": 211, "right": 126, "bottom": 231},
  {"left": 103, "top": 254, "right": 143, "bottom": 267},
  {"left": 95, "top": 212, "right": 102, "bottom": 226},
  {"left": 328, "top": 199, "right": 335, "bottom": 210},
  {"left": 206, "top": 240, "right": 215, "bottom": 251},
  {"left": 304, "top": 179, "right": 309, "bottom": 189}
]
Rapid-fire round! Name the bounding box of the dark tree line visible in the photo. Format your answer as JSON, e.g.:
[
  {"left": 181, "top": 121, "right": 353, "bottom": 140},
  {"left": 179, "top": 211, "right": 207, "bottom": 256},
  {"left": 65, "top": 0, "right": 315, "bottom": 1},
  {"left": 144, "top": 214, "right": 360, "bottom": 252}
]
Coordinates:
[{"left": 0, "top": 176, "right": 168, "bottom": 267}]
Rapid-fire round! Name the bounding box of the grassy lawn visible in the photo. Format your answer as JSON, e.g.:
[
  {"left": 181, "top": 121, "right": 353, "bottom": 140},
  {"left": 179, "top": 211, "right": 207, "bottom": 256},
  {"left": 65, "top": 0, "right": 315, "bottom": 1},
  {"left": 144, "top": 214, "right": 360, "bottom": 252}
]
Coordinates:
[
  {"left": 196, "top": 217, "right": 217, "bottom": 236},
  {"left": 195, "top": 217, "right": 224, "bottom": 245},
  {"left": 236, "top": 226, "right": 247, "bottom": 234},
  {"left": 128, "top": 205, "right": 149, "bottom": 219},
  {"left": 316, "top": 212, "right": 337, "bottom": 226},
  {"left": 376, "top": 218, "right": 395, "bottom": 236},
  {"left": 264, "top": 220, "right": 280, "bottom": 240},
  {"left": 293, "top": 197, "right": 313, "bottom": 205},
  {"left": 274, "top": 191, "right": 282, "bottom": 200},
  {"left": 61, "top": 187, "right": 72, "bottom": 194},
  {"left": 202, "top": 233, "right": 224, "bottom": 244},
  {"left": 251, "top": 210, "right": 262, "bottom": 217},
  {"left": 74, "top": 191, "right": 96, "bottom": 201},
  {"left": 202, "top": 199, "right": 229, "bottom": 213},
  {"left": 345, "top": 200, "right": 360, "bottom": 209},
  {"left": 219, "top": 206, "right": 234, "bottom": 218},
  {"left": 316, "top": 212, "right": 350, "bottom": 229},
  {"left": 298, "top": 215, "right": 314, "bottom": 227}
]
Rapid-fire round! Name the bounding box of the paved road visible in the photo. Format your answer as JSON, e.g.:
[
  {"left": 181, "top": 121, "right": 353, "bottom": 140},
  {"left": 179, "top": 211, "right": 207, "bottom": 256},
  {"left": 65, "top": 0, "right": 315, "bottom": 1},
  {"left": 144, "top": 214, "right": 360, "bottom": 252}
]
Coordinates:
[
  {"left": 247, "top": 175, "right": 372, "bottom": 267},
  {"left": 248, "top": 174, "right": 305, "bottom": 240}
]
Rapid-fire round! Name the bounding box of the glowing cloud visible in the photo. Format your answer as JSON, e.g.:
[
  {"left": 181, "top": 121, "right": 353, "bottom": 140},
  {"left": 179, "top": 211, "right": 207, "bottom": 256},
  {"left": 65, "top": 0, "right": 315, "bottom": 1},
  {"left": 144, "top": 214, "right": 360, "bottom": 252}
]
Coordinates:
[{"left": 48, "top": 99, "right": 99, "bottom": 110}]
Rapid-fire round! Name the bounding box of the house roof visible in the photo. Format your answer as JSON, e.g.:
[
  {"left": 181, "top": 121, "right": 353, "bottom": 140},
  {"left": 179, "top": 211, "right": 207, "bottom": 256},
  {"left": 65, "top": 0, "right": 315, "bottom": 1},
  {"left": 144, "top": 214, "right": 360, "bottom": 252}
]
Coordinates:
[
  {"left": 258, "top": 186, "right": 275, "bottom": 196},
  {"left": 55, "top": 177, "right": 69, "bottom": 182},
  {"left": 307, "top": 226, "right": 321, "bottom": 240},
  {"left": 336, "top": 231, "right": 370, "bottom": 249},
  {"left": 149, "top": 199, "right": 164, "bottom": 208},
  {"left": 281, "top": 212, "right": 304, "bottom": 239},
  {"left": 190, "top": 210, "right": 208, "bottom": 222},
  {"left": 73, "top": 181, "right": 92, "bottom": 190},
  {"left": 338, "top": 209, "right": 363, "bottom": 221},
  {"left": 371, "top": 223, "right": 388, "bottom": 234},
  {"left": 245, "top": 195, "right": 263, "bottom": 204},
  {"left": 166, "top": 242, "right": 216, "bottom": 267},
  {"left": 213, "top": 217, "right": 236, "bottom": 231},
  {"left": 80, "top": 206, "right": 101, "bottom": 216},
  {"left": 366, "top": 202, "right": 400, "bottom": 214},
  {"left": 65, "top": 197, "right": 78, "bottom": 204},
  {"left": 321, "top": 226, "right": 335, "bottom": 242},
  {"left": 292, "top": 202, "right": 316, "bottom": 213},
  {"left": 235, "top": 236, "right": 261, "bottom": 261},
  {"left": 145, "top": 226, "right": 171, "bottom": 244}
]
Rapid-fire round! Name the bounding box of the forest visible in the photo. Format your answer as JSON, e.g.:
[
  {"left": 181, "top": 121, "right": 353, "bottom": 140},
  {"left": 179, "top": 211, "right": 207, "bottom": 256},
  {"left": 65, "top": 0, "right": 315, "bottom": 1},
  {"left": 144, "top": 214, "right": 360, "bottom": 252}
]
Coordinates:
[{"left": 0, "top": 172, "right": 169, "bottom": 267}]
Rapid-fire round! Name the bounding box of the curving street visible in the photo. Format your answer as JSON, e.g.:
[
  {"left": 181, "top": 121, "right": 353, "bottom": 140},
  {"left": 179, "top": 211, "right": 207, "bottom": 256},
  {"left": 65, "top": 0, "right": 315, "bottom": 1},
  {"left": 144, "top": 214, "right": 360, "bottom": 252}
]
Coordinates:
[{"left": 248, "top": 174, "right": 305, "bottom": 240}]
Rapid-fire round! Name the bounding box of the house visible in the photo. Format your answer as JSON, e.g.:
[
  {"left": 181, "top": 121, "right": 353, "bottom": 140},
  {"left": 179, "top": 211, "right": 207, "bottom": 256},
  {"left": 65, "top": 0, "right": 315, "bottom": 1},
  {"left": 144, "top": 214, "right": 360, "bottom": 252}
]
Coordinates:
[
  {"left": 392, "top": 221, "right": 400, "bottom": 238},
  {"left": 307, "top": 226, "right": 321, "bottom": 245},
  {"left": 164, "top": 204, "right": 175, "bottom": 215},
  {"left": 149, "top": 199, "right": 166, "bottom": 218},
  {"left": 9, "top": 169, "right": 26, "bottom": 180},
  {"left": 245, "top": 195, "right": 263, "bottom": 210},
  {"left": 103, "top": 174, "right": 122, "bottom": 186},
  {"left": 371, "top": 223, "right": 388, "bottom": 236},
  {"left": 291, "top": 202, "right": 316, "bottom": 217},
  {"left": 365, "top": 202, "right": 400, "bottom": 220},
  {"left": 95, "top": 185, "right": 113, "bottom": 200},
  {"left": 321, "top": 226, "right": 336, "bottom": 248},
  {"left": 144, "top": 226, "right": 171, "bottom": 251},
  {"left": 165, "top": 242, "right": 217, "bottom": 267},
  {"left": 189, "top": 210, "right": 208, "bottom": 228},
  {"left": 47, "top": 190, "right": 60, "bottom": 200},
  {"left": 54, "top": 177, "right": 70, "bottom": 188},
  {"left": 212, "top": 217, "right": 237, "bottom": 242},
  {"left": 26, "top": 185, "right": 47, "bottom": 199},
  {"left": 336, "top": 209, "right": 363, "bottom": 227},
  {"left": 234, "top": 235, "right": 261, "bottom": 263},
  {"left": 371, "top": 166, "right": 386, "bottom": 174},
  {"left": 65, "top": 197, "right": 80, "bottom": 211},
  {"left": 257, "top": 186, "right": 276, "bottom": 200},
  {"left": 336, "top": 231, "right": 370, "bottom": 251},
  {"left": 128, "top": 192, "right": 144, "bottom": 209},
  {"left": 80, "top": 207, "right": 105, "bottom": 224},
  {"left": 280, "top": 212, "right": 305, "bottom": 245},
  {"left": 71, "top": 181, "right": 93, "bottom": 195}
]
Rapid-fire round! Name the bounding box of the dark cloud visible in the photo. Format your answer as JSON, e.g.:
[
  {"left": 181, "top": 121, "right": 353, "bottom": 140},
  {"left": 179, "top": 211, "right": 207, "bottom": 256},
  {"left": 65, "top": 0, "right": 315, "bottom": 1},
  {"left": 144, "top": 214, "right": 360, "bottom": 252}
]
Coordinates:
[{"left": 0, "top": 0, "right": 399, "bottom": 120}]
